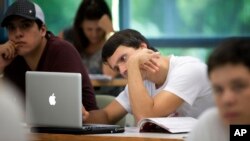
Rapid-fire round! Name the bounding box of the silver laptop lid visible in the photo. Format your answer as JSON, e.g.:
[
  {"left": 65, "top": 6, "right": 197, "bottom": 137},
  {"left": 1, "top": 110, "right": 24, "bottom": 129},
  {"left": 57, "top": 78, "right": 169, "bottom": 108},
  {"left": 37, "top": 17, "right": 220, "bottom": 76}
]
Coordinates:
[{"left": 26, "top": 71, "right": 82, "bottom": 128}]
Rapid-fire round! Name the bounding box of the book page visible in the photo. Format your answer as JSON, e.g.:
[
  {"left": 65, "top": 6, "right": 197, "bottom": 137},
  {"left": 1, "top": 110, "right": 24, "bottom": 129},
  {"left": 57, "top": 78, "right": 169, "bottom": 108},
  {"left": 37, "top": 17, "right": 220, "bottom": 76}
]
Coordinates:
[{"left": 138, "top": 117, "right": 197, "bottom": 133}]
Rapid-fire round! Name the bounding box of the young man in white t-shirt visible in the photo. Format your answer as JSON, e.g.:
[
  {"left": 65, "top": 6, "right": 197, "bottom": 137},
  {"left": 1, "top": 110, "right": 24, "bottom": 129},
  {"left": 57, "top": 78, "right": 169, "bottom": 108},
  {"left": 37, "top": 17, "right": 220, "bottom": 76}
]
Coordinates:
[
  {"left": 83, "top": 29, "right": 214, "bottom": 124},
  {"left": 186, "top": 38, "right": 250, "bottom": 141}
]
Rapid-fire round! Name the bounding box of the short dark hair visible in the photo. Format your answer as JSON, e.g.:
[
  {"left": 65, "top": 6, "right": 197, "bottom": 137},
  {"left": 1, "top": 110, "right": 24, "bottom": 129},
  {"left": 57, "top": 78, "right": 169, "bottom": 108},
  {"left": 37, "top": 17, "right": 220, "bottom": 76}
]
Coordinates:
[
  {"left": 207, "top": 37, "right": 250, "bottom": 76},
  {"left": 102, "top": 29, "right": 157, "bottom": 63},
  {"left": 35, "top": 19, "right": 43, "bottom": 29}
]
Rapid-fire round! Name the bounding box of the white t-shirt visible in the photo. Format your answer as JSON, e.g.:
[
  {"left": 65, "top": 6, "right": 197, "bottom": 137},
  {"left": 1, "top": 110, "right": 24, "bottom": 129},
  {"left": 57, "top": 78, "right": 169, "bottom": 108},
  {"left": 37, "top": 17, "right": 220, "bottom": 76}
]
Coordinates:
[
  {"left": 0, "top": 82, "right": 28, "bottom": 141},
  {"left": 116, "top": 55, "right": 214, "bottom": 118},
  {"left": 186, "top": 108, "right": 229, "bottom": 141}
]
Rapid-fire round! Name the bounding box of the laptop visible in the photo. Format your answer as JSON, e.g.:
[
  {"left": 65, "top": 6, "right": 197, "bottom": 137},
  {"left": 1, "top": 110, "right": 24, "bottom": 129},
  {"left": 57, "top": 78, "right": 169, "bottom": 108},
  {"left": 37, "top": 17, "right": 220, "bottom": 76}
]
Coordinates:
[{"left": 25, "top": 71, "right": 124, "bottom": 134}]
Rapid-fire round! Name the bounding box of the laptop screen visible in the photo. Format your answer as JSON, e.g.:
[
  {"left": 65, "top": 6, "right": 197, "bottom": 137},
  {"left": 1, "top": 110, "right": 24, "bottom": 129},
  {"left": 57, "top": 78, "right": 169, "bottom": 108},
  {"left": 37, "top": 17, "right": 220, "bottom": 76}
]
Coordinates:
[
  {"left": 25, "top": 71, "right": 125, "bottom": 134},
  {"left": 26, "top": 71, "right": 82, "bottom": 128}
]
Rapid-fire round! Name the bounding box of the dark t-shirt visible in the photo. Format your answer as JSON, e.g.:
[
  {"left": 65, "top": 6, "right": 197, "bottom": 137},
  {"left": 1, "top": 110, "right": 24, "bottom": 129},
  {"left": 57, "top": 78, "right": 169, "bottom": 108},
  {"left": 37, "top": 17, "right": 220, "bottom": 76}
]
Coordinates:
[{"left": 4, "top": 32, "right": 98, "bottom": 111}]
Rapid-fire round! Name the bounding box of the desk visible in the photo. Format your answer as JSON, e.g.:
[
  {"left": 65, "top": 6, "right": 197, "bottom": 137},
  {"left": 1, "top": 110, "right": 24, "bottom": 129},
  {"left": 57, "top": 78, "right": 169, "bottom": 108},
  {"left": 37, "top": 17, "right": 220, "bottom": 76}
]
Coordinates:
[
  {"left": 91, "top": 79, "right": 127, "bottom": 87},
  {"left": 31, "top": 127, "right": 186, "bottom": 141}
]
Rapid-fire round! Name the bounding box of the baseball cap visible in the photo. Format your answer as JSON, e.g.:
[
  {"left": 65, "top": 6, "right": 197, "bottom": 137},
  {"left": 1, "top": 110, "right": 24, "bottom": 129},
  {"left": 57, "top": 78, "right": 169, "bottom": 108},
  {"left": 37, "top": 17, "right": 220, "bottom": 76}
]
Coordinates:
[{"left": 1, "top": 0, "right": 45, "bottom": 27}]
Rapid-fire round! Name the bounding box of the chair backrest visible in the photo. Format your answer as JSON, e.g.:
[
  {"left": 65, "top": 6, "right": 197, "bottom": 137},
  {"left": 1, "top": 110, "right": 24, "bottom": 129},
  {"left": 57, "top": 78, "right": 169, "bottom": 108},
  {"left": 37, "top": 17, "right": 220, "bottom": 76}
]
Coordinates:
[{"left": 95, "top": 95, "right": 126, "bottom": 127}]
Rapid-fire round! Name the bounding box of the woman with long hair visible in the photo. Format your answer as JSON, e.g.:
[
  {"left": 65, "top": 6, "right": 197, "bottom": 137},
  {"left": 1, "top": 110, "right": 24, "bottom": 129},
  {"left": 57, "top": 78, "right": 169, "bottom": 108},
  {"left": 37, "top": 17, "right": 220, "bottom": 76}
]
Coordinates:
[{"left": 59, "top": 0, "right": 121, "bottom": 96}]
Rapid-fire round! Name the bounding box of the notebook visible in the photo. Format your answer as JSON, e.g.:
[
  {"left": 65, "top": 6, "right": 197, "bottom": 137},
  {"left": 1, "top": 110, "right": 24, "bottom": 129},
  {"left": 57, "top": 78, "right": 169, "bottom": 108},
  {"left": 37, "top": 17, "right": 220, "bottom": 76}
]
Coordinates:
[{"left": 25, "top": 71, "right": 124, "bottom": 134}]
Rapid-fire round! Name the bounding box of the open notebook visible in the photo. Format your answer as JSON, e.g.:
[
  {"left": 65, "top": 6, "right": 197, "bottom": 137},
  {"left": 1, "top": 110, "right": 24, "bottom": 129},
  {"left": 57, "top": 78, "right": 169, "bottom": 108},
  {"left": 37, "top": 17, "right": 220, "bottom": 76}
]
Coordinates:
[
  {"left": 25, "top": 71, "right": 124, "bottom": 134},
  {"left": 138, "top": 117, "right": 197, "bottom": 133}
]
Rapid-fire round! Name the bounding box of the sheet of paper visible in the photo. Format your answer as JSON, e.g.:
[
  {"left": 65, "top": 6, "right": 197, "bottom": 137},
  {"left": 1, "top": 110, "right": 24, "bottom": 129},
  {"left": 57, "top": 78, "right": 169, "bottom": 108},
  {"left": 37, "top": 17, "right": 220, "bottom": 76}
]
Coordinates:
[{"left": 89, "top": 74, "right": 112, "bottom": 81}]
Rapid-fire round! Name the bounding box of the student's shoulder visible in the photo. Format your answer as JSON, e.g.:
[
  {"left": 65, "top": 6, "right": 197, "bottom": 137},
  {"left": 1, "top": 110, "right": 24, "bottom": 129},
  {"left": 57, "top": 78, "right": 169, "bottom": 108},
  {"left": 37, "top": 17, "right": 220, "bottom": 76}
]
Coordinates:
[
  {"left": 47, "top": 34, "right": 77, "bottom": 54},
  {"left": 200, "top": 107, "right": 218, "bottom": 117},
  {"left": 186, "top": 108, "right": 228, "bottom": 141},
  {"left": 168, "top": 55, "right": 206, "bottom": 76},
  {"left": 170, "top": 55, "right": 204, "bottom": 65},
  {"left": 169, "top": 55, "right": 207, "bottom": 75},
  {"left": 48, "top": 35, "right": 74, "bottom": 48},
  {"left": 45, "top": 32, "right": 82, "bottom": 62}
]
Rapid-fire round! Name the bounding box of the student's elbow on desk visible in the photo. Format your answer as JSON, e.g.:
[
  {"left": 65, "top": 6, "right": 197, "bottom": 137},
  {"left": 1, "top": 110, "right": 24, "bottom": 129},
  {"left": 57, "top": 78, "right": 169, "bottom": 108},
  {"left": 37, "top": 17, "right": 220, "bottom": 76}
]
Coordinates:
[
  {"left": 133, "top": 111, "right": 159, "bottom": 123},
  {"left": 132, "top": 93, "right": 185, "bottom": 122}
]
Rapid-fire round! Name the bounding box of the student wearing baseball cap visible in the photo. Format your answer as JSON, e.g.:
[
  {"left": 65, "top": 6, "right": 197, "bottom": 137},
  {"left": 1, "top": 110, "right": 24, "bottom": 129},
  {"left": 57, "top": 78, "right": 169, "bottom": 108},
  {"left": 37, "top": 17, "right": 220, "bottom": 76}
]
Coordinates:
[
  {"left": 1, "top": 0, "right": 45, "bottom": 27},
  {"left": 0, "top": 0, "right": 98, "bottom": 111}
]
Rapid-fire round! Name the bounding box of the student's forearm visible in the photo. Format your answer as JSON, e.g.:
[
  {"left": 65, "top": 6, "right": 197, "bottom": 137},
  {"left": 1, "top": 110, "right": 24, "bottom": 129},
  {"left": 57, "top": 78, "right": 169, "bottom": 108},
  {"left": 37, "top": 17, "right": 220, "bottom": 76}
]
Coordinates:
[
  {"left": 127, "top": 61, "right": 155, "bottom": 121},
  {"left": 0, "top": 41, "right": 16, "bottom": 72},
  {"left": 84, "top": 109, "right": 112, "bottom": 124}
]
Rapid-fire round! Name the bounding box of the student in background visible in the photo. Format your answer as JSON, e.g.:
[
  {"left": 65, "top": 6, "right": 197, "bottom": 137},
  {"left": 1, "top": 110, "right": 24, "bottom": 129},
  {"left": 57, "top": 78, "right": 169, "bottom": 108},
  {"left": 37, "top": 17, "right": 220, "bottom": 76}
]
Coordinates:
[
  {"left": 0, "top": 0, "right": 98, "bottom": 110},
  {"left": 186, "top": 38, "right": 250, "bottom": 141},
  {"left": 59, "top": 0, "right": 121, "bottom": 96},
  {"left": 82, "top": 29, "right": 214, "bottom": 124}
]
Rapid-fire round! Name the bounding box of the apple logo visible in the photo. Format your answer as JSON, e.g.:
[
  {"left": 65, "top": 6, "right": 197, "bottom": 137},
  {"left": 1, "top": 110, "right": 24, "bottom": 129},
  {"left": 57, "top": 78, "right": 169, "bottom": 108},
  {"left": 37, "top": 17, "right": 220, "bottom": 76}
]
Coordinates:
[{"left": 49, "top": 93, "right": 56, "bottom": 106}]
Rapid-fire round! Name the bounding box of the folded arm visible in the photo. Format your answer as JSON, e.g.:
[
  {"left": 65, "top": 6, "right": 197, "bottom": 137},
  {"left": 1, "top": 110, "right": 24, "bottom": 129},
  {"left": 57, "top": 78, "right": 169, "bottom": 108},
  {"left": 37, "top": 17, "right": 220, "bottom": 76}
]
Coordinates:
[{"left": 127, "top": 48, "right": 184, "bottom": 122}]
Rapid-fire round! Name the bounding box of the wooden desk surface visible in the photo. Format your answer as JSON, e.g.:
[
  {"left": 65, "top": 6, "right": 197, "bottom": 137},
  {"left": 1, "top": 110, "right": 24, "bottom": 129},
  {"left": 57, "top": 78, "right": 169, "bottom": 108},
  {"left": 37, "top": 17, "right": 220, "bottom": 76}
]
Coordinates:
[
  {"left": 91, "top": 79, "right": 127, "bottom": 87},
  {"left": 31, "top": 128, "right": 186, "bottom": 141}
]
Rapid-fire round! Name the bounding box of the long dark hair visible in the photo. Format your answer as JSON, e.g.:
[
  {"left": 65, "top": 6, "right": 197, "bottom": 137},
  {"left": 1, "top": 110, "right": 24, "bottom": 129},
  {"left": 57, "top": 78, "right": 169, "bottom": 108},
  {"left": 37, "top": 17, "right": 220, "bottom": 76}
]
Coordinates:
[{"left": 73, "top": 0, "right": 112, "bottom": 52}]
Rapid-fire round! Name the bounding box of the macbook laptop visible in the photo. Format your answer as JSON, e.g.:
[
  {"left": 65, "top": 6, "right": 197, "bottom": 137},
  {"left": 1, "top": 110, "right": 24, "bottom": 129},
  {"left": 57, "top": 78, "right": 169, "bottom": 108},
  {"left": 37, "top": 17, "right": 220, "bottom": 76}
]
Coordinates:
[{"left": 25, "top": 71, "right": 124, "bottom": 134}]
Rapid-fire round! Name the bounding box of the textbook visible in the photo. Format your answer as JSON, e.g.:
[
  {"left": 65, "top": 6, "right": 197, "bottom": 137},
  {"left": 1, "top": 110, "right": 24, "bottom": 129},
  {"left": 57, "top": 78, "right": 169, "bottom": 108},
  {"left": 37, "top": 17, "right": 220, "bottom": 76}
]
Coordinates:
[{"left": 138, "top": 117, "right": 197, "bottom": 133}]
